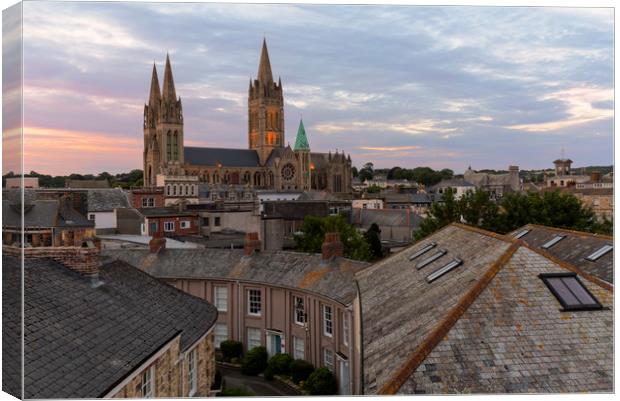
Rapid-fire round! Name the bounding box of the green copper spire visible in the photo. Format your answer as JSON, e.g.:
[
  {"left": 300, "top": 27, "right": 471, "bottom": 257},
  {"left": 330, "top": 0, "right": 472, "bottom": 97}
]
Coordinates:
[{"left": 294, "top": 119, "right": 310, "bottom": 151}]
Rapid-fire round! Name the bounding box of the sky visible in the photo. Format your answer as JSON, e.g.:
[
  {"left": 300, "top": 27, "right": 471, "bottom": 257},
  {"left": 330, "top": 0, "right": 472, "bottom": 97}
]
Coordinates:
[{"left": 6, "top": 2, "right": 615, "bottom": 175}]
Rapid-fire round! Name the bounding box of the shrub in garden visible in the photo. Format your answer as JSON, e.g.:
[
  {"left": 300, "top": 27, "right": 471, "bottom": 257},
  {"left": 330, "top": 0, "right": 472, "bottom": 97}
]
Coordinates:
[
  {"left": 264, "top": 365, "right": 275, "bottom": 381},
  {"left": 241, "top": 346, "right": 268, "bottom": 376},
  {"left": 267, "top": 353, "right": 293, "bottom": 376},
  {"left": 303, "top": 367, "right": 338, "bottom": 395},
  {"left": 220, "top": 340, "right": 243, "bottom": 362},
  {"left": 289, "top": 359, "right": 314, "bottom": 384}
]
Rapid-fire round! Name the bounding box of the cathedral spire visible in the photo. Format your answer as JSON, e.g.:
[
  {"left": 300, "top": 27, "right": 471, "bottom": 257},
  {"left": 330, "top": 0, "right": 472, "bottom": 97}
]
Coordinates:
[
  {"left": 257, "top": 38, "right": 274, "bottom": 84},
  {"left": 148, "top": 62, "right": 161, "bottom": 106},
  {"left": 294, "top": 119, "right": 310, "bottom": 151},
  {"left": 162, "top": 53, "right": 177, "bottom": 101}
]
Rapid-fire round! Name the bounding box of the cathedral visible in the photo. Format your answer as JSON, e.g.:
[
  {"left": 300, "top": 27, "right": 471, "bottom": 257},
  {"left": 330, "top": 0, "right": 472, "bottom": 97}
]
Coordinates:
[{"left": 143, "top": 39, "right": 352, "bottom": 194}]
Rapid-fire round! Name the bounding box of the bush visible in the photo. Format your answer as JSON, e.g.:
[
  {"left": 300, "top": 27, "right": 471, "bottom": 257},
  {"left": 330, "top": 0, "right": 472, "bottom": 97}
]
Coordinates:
[
  {"left": 264, "top": 365, "right": 275, "bottom": 381},
  {"left": 290, "top": 359, "right": 314, "bottom": 384},
  {"left": 241, "top": 346, "right": 268, "bottom": 376},
  {"left": 267, "top": 353, "right": 293, "bottom": 376},
  {"left": 220, "top": 340, "right": 243, "bottom": 362},
  {"left": 303, "top": 367, "right": 338, "bottom": 395},
  {"left": 220, "top": 387, "right": 255, "bottom": 396}
]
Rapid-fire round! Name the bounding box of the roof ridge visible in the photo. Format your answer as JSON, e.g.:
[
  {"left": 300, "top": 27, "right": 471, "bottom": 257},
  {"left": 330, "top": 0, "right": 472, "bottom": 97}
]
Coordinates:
[
  {"left": 514, "top": 223, "right": 613, "bottom": 241},
  {"left": 377, "top": 241, "right": 521, "bottom": 395},
  {"left": 451, "top": 222, "right": 516, "bottom": 243},
  {"left": 520, "top": 242, "right": 613, "bottom": 292}
]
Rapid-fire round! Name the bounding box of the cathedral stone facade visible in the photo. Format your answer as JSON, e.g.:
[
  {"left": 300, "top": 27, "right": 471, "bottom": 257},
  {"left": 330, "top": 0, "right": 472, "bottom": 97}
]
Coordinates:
[{"left": 143, "top": 40, "right": 352, "bottom": 194}]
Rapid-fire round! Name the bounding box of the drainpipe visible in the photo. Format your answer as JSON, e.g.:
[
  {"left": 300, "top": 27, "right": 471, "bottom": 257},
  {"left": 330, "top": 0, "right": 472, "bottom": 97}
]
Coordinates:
[
  {"left": 347, "top": 307, "right": 354, "bottom": 395},
  {"left": 237, "top": 280, "right": 241, "bottom": 342}
]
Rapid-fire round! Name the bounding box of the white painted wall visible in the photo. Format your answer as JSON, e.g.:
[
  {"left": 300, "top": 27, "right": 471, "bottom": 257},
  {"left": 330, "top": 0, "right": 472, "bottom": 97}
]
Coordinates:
[{"left": 89, "top": 211, "right": 117, "bottom": 230}]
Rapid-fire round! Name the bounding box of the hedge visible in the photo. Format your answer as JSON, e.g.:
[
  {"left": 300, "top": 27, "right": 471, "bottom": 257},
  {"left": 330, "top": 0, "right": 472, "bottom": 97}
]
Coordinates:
[
  {"left": 303, "top": 367, "right": 338, "bottom": 395},
  {"left": 290, "top": 359, "right": 315, "bottom": 385},
  {"left": 241, "top": 346, "right": 268, "bottom": 376}
]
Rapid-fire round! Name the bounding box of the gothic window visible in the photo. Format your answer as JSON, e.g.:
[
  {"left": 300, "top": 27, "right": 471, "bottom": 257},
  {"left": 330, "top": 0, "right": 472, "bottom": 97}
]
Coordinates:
[
  {"left": 166, "top": 131, "right": 172, "bottom": 161},
  {"left": 281, "top": 164, "right": 296, "bottom": 181},
  {"left": 173, "top": 132, "right": 178, "bottom": 160}
]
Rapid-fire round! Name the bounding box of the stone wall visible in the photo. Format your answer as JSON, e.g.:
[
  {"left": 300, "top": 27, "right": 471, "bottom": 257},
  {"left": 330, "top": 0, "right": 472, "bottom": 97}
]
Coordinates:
[{"left": 3, "top": 245, "right": 99, "bottom": 277}]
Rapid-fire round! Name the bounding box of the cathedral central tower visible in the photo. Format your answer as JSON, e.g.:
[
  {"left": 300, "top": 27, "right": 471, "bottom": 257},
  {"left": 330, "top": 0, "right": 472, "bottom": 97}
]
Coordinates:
[{"left": 248, "top": 39, "right": 284, "bottom": 165}]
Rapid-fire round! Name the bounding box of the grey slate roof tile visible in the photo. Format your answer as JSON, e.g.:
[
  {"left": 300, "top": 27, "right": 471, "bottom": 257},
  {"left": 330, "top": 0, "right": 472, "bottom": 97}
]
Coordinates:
[
  {"left": 184, "top": 146, "right": 260, "bottom": 167},
  {"left": 86, "top": 189, "right": 130, "bottom": 212},
  {"left": 3, "top": 255, "right": 217, "bottom": 399}
]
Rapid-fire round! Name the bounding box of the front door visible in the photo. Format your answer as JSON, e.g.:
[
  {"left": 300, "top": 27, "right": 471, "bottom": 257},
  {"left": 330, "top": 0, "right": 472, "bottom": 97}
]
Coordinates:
[
  {"left": 267, "top": 333, "right": 282, "bottom": 357},
  {"left": 339, "top": 359, "right": 350, "bottom": 395}
]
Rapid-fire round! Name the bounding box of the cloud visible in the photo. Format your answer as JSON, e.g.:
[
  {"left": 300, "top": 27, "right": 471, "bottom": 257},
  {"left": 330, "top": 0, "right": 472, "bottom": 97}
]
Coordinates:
[
  {"left": 313, "top": 119, "right": 457, "bottom": 137},
  {"left": 505, "top": 86, "right": 613, "bottom": 133},
  {"left": 358, "top": 145, "right": 421, "bottom": 151}
]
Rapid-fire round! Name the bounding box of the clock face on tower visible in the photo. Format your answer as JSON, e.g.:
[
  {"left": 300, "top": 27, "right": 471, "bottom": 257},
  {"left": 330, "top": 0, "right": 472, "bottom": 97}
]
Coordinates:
[{"left": 281, "top": 163, "right": 296, "bottom": 181}]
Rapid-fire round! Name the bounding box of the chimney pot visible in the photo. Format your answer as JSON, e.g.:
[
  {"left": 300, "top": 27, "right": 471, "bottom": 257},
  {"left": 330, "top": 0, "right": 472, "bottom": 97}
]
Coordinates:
[
  {"left": 322, "top": 232, "right": 344, "bottom": 260},
  {"left": 244, "top": 232, "right": 261, "bottom": 256},
  {"left": 149, "top": 235, "right": 166, "bottom": 253}
]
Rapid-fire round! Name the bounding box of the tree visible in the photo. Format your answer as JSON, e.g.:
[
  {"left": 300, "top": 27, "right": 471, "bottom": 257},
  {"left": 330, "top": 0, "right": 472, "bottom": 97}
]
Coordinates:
[
  {"left": 458, "top": 189, "right": 501, "bottom": 231},
  {"left": 358, "top": 162, "right": 374, "bottom": 181},
  {"left": 294, "top": 215, "right": 373, "bottom": 262},
  {"left": 303, "top": 367, "right": 338, "bottom": 395},
  {"left": 414, "top": 188, "right": 459, "bottom": 240},
  {"left": 364, "top": 223, "right": 383, "bottom": 260},
  {"left": 351, "top": 166, "right": 359, "bottom": 178}
]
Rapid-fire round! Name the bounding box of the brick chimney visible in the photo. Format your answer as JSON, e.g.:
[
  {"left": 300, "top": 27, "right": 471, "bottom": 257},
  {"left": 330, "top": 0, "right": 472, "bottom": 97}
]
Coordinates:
[
  {"left": 149, "top": 231, "right": 167, "bottom": 253},
  {"left": 590, "top": 171, "right": 601, "bottom": 183},
  {"left": 322, "top": 232, "right": 344, "bottom": 260},
  {"left": 244, "top": 232, "right": 261, "bottom": 256}
]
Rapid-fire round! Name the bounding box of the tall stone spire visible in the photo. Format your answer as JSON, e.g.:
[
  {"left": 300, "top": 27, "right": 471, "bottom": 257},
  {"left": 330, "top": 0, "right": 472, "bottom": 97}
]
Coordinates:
[
  {"left": 162, "top": 53, "right": 177, "bottom": 101},
  {"left": 257, "top": 38, "right": 273, "bottom": 84},
  {"left": 148, "top": 63, "right": 161, "bottom": 106}
]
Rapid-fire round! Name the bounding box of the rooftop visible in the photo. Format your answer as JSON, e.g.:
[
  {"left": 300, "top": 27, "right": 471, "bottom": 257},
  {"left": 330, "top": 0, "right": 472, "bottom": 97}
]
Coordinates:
[
  {"left": 185, "top": 146, "right": 260, "bottom": 167},
  {"left": 357, "top": 223, "right": 613, "bottom": 394},
  {"left": 86, "top": 188, "right": 130, "bottom": 212},
  {"left": 4, "top": 255, "right": 217, "bottom": 398},
  {"left": 2, "top": 197, "right": 93, "bottom": 229},
  {"left": 102, "top": 248, "right": 369, "bottom": 306},
  {"left": 507, "top": 224, "right": 613, "bottom": 284}
]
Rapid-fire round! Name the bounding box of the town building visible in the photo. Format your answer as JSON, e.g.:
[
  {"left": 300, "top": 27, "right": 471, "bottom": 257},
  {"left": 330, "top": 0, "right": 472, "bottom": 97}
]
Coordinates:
[
  {"left": 544, "top": 158, "right": 590, "bottom": 188},
  {"left": 428, "top": 177, "right": 475, "bottom": 200},
  {"left": 86, "top": 188, "right": 132, "bottom": 234},
  {"left": 142, "top": 40, "right": 352, "bottom": 195},
  {"left": 464, "top": 165, "right": 521, "bottom": 198},
  {"left": 356, "top": 223, "right": 612, "bottom": 394},
  {"left": 103, "top": 233, "right": 368, "bottom": 395},
  {"left": 352, "top": 198, "right": 383, "bottom": 210},
  {"left": 3, "top": 254, "right": 217, "bottom": 398},
  {"left": 350, "top": 208, "right": 422, "bottom": 243},
  {"left": 128, "top": 186, "right": 165, "bottom": 209},
  {"left": 139, "top": 207, "right": 200, "bottom": 237},
  {"left": 2, "top": 190, "right": 95, "bottom": 248}
]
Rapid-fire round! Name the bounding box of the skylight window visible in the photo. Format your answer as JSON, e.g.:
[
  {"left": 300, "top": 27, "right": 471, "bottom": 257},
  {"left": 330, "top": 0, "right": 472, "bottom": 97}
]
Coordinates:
[
  {"left": 541, "top": 235, "right": 566, "bottom": 249},
  {"left": 415, "top": 249, "right": 447, "bottom": 270},
  {"left": 426, "top": 258, "right": 463, "bottom": 283},
  {"left": 539, "top": 273, "right": 603, "bottom": 311},
  {"left": 585, "top": 244, "right": 613, "bottom": 262},
  {"left": 513, "top": 229, "right": 530, "bottom": 239},
  {"left": 408, "top": 242, "right": 437, "bottom": 261}
]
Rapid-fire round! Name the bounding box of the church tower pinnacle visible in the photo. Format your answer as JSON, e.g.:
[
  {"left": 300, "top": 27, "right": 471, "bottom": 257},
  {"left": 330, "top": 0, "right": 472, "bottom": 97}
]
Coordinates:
[{"left": 248, "top": 39, "right": 284, "bottom": 165}]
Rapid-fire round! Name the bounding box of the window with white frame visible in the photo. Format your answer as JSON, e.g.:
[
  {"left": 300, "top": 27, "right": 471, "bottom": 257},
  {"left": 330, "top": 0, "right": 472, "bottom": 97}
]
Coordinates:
[
  {"left": 323, "top": 348, "right": 334, "bottom": 372},
  {"left": 293, "top": 336, "right": 305, "bottom": 360},
  {"left": 294, "top": 296, "right": 305, "bottom": 325},
  {"left": 142, "top": 197, "right": 155, "bottom": 207},
  {"left": 248, "top": 289, "right": 262, "bottom": 316},
  {"left": 180, "top": 220, "right": 191, "bottom": 229},
  {"left": 89, "top": 213, "right": 95, "bottom": 221},
  {"left": 188, "top": 348, "right": 197, "bottom": 396},
  {"left": 164, "top": 221, "right": 175, "bottom": 232},
  {"left": 140, "top": 365, "right": 155, "bottom": 397},
  {"left": 323, "top": 305, "right": 333, "bottom": 337},
  {"left": 214, "top": 323, "right": 228, "bottom": 348},
  {"left": 342, "top": 311, "right": 350, "bottom": 346},
  {"left": 247, "top": 327, "right": 261, "bottom": 350},
  {"left": 214, "top": 287, "right": 228, "bottom": 312}
]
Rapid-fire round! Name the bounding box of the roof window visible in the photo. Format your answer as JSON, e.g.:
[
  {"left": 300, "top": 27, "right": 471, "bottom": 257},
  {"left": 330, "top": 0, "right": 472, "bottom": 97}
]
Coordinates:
[
  {"left": 541, "top": 235, "right": 566, "bottom": 249},
  {"left": 415, "top": 249, "right": 447, "bottom": 270},
  {"left": 585, "top": 244, "right": 613, "bottom": 262},
  {"left": 426, "top": 258, "right": 463, "bottom": 283},
  {"left": 408, "top": 242, "right": 437, "bottom": 261},
  {"left": 539, "top": 273, "right": 603, "bottom": 311},
  {"left": 513, "top": 229, "right": 530, "bottom": 239}
]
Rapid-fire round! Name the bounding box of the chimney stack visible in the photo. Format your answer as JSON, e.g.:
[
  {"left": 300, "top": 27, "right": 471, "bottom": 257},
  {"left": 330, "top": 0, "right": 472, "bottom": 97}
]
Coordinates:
[
  {"left": 149, "top": 231, "right": 167, "bottom": 253},
  {"left": 590, "top": 171, "right": 601, "bottom": 183},
  {"left": 322, "top": 232, "right": 344, "bottom": 260},
  {"left": 244, "top": 232, "right": 261, "bottom": 256}
]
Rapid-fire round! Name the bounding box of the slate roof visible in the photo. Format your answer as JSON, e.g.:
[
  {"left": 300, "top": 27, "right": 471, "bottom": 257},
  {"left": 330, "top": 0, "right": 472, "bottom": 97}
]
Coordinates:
[
  {"left": 351, "top": 208, "right": 422, "bottom": 229},
  {"left": 184, "top": 146, "right": 260, "bottom": 167},
  {"left": 357, "top": 223, "right": 613, "bottom": 394},
  {"left": 2, "top": 199, "right": 94, "bottom": 229},
  {"left": 86, "top": 188, "right": 130, "bottom": 212},
  {"left": 430, "top": 178, "right": 475, "bottom": 191},
  {"left": 508, "top": 224, "right": 614, "bottom": 284},
  {"left": 4, "top": 255, "right": 217, "bottom": 398},
  {"left": 383, "top": 192, "right": 432, "bottom": 204},
  {"left": 102, "top": 248, "right": 369, "bottom": 306},
  {"left": 65, "top": 179, "right": 110, "bottom": 189}
]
